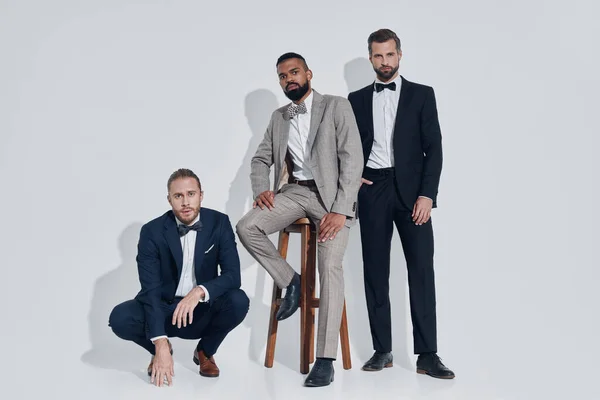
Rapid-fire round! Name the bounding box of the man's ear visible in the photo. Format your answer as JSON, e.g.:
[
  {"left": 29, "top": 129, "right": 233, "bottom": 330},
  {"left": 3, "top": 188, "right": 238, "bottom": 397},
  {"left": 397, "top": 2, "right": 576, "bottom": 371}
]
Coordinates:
[{"left": 306, "top": 69, "right": 313, "bottom": 81}]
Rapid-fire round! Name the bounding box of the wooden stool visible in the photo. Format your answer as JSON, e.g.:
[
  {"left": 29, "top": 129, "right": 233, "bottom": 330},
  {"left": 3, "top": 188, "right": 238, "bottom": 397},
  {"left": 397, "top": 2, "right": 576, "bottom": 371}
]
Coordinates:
[{"left": 264, "top": 218, "right": 352, "bottom": 374}]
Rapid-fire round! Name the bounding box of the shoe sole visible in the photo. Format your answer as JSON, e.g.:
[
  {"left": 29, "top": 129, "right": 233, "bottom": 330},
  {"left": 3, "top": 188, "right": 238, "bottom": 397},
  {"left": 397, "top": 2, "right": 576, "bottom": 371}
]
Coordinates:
[
  {"left": 193, "top": 355, "right": 220, "bottom": 377},
  {"left": 416, "top": 368, "right": 455, "bottom": 379},
  {"left": 276, "top": 304, "right": 300, "bottom": 321},
  {"left": 362, "top": 362, "right": 393, "bottom": 371},
  {"left": 304, "top": 376, "right": 334, "bottom": 387}
]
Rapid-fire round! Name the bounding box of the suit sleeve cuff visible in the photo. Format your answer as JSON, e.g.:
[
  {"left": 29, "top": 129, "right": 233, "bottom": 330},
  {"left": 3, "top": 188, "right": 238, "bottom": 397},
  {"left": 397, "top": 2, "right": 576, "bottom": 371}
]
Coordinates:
[
  {"left": 150, "top": 335, "right": 168, "bottom": 343},
  {"left": 253, "top": 185, "right": 270, "bottom": 199},
  {"left": 331, "top": 202, "right": 356, "bottom": 218},
  {"left": 198, "top": 285, "right": 209, "bottom": 302}
]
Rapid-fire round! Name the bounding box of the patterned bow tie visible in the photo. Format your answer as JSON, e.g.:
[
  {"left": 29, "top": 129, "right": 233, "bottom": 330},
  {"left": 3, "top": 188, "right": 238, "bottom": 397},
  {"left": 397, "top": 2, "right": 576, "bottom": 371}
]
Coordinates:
[
  {"left": 287, "top": 102, "right": 307, "bottom": 119},
  {"left": 375, "top": 82, "right": 396, "bottom": 92},
  {"left": 178, "top": 220, "right": 202, "bottom": 236}
]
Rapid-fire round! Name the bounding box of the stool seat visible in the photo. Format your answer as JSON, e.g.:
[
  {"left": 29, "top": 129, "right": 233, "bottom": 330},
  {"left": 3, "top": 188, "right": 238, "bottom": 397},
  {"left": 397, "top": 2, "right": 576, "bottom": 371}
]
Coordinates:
[
  {"left": 264, "top": 219, "right": 352, "bottom": 374},
  {"left": 291, "top": 218, "right": 311, "bottom": 225},
  {"left": 284, "top": 218, "right": 313, "bottom": 233}
]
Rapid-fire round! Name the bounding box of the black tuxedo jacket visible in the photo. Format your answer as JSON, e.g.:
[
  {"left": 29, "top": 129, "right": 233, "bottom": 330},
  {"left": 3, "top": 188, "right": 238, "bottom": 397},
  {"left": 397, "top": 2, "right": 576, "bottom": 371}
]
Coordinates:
[{"left": 347, "top": 76, "right": 443, "bottom": 208}]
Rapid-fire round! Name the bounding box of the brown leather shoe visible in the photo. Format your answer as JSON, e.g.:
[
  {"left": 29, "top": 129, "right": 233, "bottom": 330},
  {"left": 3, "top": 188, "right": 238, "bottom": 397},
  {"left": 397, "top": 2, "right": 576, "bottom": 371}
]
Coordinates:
[
  {"left": 147, "top": 339, "right": 173, "bottom": 376},
  {"left": 193, "top": 349, "right": 220, "bottom": 377}
]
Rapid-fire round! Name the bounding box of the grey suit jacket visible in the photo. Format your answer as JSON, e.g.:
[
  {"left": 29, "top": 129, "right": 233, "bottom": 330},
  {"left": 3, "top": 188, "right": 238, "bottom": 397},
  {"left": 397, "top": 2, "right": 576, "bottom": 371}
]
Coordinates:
[{"left": 250, "top": 90, "right": 364, "bottom": 224}]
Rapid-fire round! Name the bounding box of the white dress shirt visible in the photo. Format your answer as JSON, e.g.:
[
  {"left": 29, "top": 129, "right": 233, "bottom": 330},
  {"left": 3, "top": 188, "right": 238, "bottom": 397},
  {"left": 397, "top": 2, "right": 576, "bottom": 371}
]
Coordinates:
[
  {"left": 368, "top": 75, "right": 402, "bottom": 169},
  {"left": 150, "top": 214, "right": 209, "bottom": 343},
  {"left": 287, "top": 90, "right": 314, "bottom": 180}
]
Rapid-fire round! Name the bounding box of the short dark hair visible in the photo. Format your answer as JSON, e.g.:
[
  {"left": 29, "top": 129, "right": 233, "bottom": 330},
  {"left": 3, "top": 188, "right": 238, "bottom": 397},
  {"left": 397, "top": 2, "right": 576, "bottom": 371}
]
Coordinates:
[
  {"left": 276, "top": 52, "right": 309, "bottom": 70},
  {"left": 167, "top": 168, "right": 202, "bottom": 192},
  {"left": 368, "top": 29, "right": 401, "bottom": 55}
]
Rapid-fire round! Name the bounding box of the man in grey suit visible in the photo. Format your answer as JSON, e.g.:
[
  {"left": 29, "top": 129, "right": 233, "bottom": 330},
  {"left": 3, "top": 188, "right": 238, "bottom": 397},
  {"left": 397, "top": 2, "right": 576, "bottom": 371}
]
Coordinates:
[{"left": 236, "top": 52, "right": 363, "bottom": 387}]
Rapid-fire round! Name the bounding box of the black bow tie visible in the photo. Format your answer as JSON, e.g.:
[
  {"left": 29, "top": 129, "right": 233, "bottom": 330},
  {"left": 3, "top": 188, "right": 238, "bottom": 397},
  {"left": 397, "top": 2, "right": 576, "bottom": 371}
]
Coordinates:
[
  {"left": 375, "top": 82, "right": 396, "bottom": 93},
  {"left": 178, "top": 220, "right": 202, "bottom": 236}
]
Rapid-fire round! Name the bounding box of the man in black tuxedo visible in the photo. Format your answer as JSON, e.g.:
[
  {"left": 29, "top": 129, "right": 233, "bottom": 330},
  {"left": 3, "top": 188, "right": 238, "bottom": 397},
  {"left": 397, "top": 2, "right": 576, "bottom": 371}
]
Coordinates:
[
  {"left": 347, "top": 28, "right": 454, "bottom": 379},
  {"left": 109, "top": 168, "right": 249, "bottom": 386}
]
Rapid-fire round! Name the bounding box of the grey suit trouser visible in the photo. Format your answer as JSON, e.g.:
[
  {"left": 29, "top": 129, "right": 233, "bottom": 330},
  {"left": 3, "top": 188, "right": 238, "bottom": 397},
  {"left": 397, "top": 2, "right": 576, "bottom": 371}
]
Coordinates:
[{"left": 236, "top": 183, "right": 349, "bottom": 359}]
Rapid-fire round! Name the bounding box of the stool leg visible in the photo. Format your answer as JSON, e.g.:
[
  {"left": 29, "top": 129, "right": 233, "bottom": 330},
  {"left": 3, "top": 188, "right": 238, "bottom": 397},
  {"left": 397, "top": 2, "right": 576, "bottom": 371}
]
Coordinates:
[
  {"left": 309, "top": 310, "right": 315, "bottom": 364},
  {"left": 264, "top": 231, "right": 289, "bottom": 368},
  {"left": 340, "top": 300, "right": 352, "bottom": 370},
  {"left": 264, "top": 283, "right": 281, "bottom": 368},
  {"left": 300, "top": 225, "right": 311, "bottom": 374},
  {"left": 308, "top": 228, "right": 317, "bottom": 364}
]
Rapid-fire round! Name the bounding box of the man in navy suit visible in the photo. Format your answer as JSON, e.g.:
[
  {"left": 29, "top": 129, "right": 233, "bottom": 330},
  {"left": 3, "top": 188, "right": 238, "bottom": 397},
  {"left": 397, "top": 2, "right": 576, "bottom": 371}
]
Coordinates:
[{"left": 109, "top": 168, "right": 249, "bottom": 386}]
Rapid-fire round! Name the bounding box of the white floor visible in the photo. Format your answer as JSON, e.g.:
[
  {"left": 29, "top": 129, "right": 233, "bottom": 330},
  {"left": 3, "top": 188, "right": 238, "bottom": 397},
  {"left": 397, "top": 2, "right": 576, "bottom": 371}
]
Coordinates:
[
  {"left": 76, "top": 351, "right": 487, "bottom": 400},
  {"left": 32, "top": 272, "right": 595, "bottom": 400},
  {"left": 7, "top": 225, "right": 596, "bottom": 400},
  {"left": 66, "top": 321, "right": 595, "bottom": 400},
  {"left": 76, "top": 332, "right": 495, "bottom": 400}
]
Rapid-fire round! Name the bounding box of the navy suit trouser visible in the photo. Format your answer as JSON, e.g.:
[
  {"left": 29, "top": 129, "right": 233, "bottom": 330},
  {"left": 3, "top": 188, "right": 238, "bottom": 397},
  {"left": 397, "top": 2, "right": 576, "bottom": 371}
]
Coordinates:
[{"left": 109, "top": 289, "right": 249, "bottom": 357}]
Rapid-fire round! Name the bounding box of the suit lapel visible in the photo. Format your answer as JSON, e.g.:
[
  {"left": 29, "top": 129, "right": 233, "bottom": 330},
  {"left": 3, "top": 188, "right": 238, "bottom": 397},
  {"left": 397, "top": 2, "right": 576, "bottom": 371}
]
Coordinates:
[
  {"left": 164, "top": 213, "right": 183, "bottom": 279},
  {"left": 363, "top": 85, "right": 375, "bottom": 140},
  {"left": 307, "top": 90, "right": 326, "bottom": 151},
  {"left": 193, "top": 209, "right": 208, "bottom": 277},
  {"left": 393, "top": 76, "right": 414, "bottom": 140},
  {"left": 277, "top": 112, "right": 291, "bottom": 169}
]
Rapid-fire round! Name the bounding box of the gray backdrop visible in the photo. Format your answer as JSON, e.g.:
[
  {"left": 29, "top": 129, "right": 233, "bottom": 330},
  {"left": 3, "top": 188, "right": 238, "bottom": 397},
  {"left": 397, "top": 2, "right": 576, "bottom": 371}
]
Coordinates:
[{"left": 1, "top": 1, "right": 598, "bottom": 399}]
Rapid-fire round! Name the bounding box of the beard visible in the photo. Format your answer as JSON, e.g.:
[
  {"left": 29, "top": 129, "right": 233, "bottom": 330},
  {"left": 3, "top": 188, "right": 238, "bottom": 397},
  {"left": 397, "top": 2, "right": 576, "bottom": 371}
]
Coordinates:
[
  {"left": 174, "top": 204, "right": 200, "bottom": 225},
  {"left": 284, "top": 81, "right": 310, "bottom": 101},
  {"left": 374, "top": 64, "right": 399, "bottom": 81}
]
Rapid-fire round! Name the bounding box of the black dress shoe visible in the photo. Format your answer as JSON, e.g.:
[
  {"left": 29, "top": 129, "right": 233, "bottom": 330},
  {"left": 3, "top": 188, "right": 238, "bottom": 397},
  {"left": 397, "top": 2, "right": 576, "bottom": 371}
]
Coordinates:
[
  {"left": 276, "top": 273, "right": 300, "bottom": 321},
  {"left": 362, "top": 351, "right": 393, "bottom": 371},
  {"left": 304, "top": 358, "right": 334, "bottom": 387},
  {"left": 416, "top": 353, "right": 455, "bottom": 379}
]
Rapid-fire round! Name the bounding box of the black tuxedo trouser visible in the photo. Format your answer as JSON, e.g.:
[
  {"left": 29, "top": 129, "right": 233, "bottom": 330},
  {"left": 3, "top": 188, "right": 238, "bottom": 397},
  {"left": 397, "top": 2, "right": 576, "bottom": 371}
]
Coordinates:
[
  {"left": 358, "top": 167, "right": 437, "bottom": 354},
  {"left": 109, "top": 289, "right": 249, "bottom": 357}
]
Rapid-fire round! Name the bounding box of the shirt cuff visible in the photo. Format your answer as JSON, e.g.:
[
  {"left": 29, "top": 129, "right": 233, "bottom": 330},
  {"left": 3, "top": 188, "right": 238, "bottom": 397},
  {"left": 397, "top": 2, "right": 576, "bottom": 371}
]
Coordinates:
[
  {"left": 198, "top": 285, "right": 209, "bottom": 302},
  {"left": 418, "top": 196, "right": 432, "bottom": 201},
  {"left": 150, "top": 335, "right": 168, "bottom": 343}
]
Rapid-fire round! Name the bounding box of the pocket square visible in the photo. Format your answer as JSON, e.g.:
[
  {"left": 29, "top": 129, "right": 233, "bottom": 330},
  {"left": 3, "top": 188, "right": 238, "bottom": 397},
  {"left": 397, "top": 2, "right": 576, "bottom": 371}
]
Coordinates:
[{"left": 204, "top": 244, "right": 215, "bottom": 254}]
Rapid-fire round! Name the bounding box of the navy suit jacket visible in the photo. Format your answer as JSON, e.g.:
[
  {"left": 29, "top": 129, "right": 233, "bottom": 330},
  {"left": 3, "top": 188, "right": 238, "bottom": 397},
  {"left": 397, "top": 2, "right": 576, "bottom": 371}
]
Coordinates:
[
  {"left": 348, "top": 76, "right": 443, "bottom": 208},
  {"left": 134, "top": 207, "right": 241, "bottom": 339}
]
